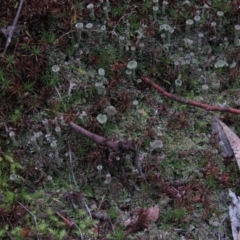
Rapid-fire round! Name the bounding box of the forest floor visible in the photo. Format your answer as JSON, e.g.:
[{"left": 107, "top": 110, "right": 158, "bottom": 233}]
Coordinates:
[{"left": 1, "top": 0, "right": 240, "bottom": 239}]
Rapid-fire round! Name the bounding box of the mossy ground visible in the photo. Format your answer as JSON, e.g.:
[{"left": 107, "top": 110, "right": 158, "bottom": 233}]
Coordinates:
[{"left": 0, "top": 0, "right": 240, "bottom": 239}]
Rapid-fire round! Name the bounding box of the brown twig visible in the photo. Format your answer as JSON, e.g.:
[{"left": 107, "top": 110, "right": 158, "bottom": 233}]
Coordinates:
[
  {"left": 98, "top": 194, "right": 106, "bottom": 210},
  {"left": 142, "top": 77, "right": 240, "bottom": 115},
  {"left": 56, "top": 211, "right": 74, "bottom": 228},
  {"left": 69, "top": 121, "right": 144, "bottom": 175},
  {"left": 69, "top": 121, "right": 137, "bottom": 152},
  {"left": 55, "top": 211, "right": 84, "bottom": 240}
]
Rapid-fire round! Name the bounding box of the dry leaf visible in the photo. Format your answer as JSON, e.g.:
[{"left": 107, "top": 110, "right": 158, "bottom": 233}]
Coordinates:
[
  {"left": 147, "top": 205, "right": 159, "bottom": 222},
  {"left": 124, "top": 207, "right": 149, "bottom": 236},
  {"left": 124, "top": 205, "right": 159, "bottom": 236},
  {"left": 217, "top": 119, "right": 240, "bottom": 170},
  {"left": 212, "top": 117, "right": 233, "bottom": 157}
]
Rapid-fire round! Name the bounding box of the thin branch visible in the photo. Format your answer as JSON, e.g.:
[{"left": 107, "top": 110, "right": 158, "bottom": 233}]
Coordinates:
[
  {"left": 98, "top": 194, "right": 106, "bottom": 210},
  {"left": 55, "top": 211, "right": 75, "bottom": 228},
  {"left": 67, "top": 140, "right": 92, "bottom": 219},
  {"left": 142, "top": 77, "right": 240, "bottom": 115},
  {"left": 67, "top": 140, "right": 79, "bottom": 188},
  {"left": 69, "top": 121, "right": 142, "bottom": 152},
  {"left": 69, "top": 121, "right": 119, "bottom": 151},
  {"left": 55, "top": 211, "right": 83, "bottom": 239},
  {"left": 17, "top": 201, "right": 39, "bottom": 240},
  {"left": 3, "top": 0, "right": 25, "bottom": 55},
  {"left": 69, "top": 121, "right": 143, "bottom": 175},
  {"left": 109, "top": 12, "right": 133, "bottom": 36}
]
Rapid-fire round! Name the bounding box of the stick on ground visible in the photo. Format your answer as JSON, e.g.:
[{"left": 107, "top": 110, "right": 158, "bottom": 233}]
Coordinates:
[
  {"left": 2, "top": 0, "right": 25, "bottom": 55},
  {"left": 142, "top": 77, "right": 240, "bottom": 115}
]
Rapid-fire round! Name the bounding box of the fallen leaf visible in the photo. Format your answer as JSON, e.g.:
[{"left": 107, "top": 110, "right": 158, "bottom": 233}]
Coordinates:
[
  {"left": 212, "top": 117, "right": 233, "bottom": 157},
  {"left": 147, "top": 205, "right": 159, "bottom": 222},
  {"left": 217, "top": 119, "right": 240, "bottom": 170},
  {"left": 193, "top": 195, "right": 201, "bottom": 203},
  {"left": 124, "top": 205, "right": 159, "bottom": 236}
]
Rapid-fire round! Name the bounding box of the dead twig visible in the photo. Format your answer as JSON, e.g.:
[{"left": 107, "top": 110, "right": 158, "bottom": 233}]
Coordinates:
[
  {"left": 69, "top": 121, "right": 137, "bottom": 152},
  {"left": 56, "top": 211, "right": 75, "bottom": 228},
  {"left": 69, "top": 121, "right": 144, "bottom": 175},
  {"left": 17, "top": 201, "right": 39, "bottom": 240},
  {"left": 2, "top": 0, "right": 25, "bottom": 55},
  {"left": 142, "top": 77, "right": 240, "bottom": 115},
  {"left": 56, "top": 211, "right": 83, "bottom": 239}
]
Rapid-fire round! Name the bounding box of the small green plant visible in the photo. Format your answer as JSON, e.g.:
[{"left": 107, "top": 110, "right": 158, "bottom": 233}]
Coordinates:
[
  {"left": 74, "top": 0, "right": 83, "bottom": 11},
  {"left": 38, "top": 220, "right": 49, "bottom": 234},
  {"left": 41, "top": 31, "right": 56, "bottom": 45},
  {"left": 103, "top": 123, "right": 117, "bottom": 136},
  {"left": 205, "top": 176, "right": 218, "bottom": 189},
  {"left": 112, "top": 227, "right": 125, "bottom": 240},
  {"left": 10, "top": 226, "right": 24, "bottom": 239},
  {"left": 162, "top": 207, "right": 186, "bottom": 224},
  {"left": 5, "top": 55, "right": 16, "bottom": 68},
  {"left": 129, "top": 14, "right": 140, "bottom": 31},
  {"left": 195, "top": 120, "right": 207, "bottom": 133},
  {"left": 0, "top": 229, "right": 6, "bottom": 238},
  {"left": 0, "top": 69, "right": 10, "bottom": 93},
  {"left": 212, "top": 0, "right": 230, "bottom": 11},
  {"left": 141, "top": 0, "right": 151, "bottom": 13},
  {"left": 30, "top": 46, "right": 43, "bottom": 61},
  {"left": 40, "top": 68, "right": 58, "bottom": 86},
  {"left": 0, "top": 153, "right": 22, "bottom": 189},
  {"left": 107, "top": 207, "right": 118, "bottom": 220},
  {"left": 21, "top": 42, "right": 31, "bottom": 52},
  {"left": 88, "top": 85, "right": 96, "bottom": 98},
  {"left": 11, "top": 108, "right": 22, "bottom": 124},
  {"left": 23, "top": 80, "right": 35, "bottom": 92},
  {"left": 77, "top": 147, "right": 88, "bottom": 158},
  {"left": 111, "top": 5, "right": 128, "bottom": 17},
  {"left": 4, "top": 191, "right": 16, "bottom": 204}
]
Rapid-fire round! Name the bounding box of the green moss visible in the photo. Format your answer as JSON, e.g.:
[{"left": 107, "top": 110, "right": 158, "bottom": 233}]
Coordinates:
[
  {"left": 112, "top": 228, "right": 125, "bottom": 240},
  {"left": 162, "top": 207, "right": 186, "bottom": 224},
  {"left": 107, "top": 207, "right": 118, "bottom": 220},
  {"left": 195, "top": 120, "right": 207, "bottom": 132},
  {"left": 205, "top": 176, "right": 219, "bottom": 189}
]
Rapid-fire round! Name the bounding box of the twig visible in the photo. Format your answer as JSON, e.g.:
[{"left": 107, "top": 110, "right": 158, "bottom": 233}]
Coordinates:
[
  {"left": 6, "top": 232, "right": 14, "bottom": 240},
  {"left": 107, "top": 214, "right": 115, "bottom": 234},
  {"left": 56, "top": 211, "right": 83, "bottom": 239},
  {"left": 82, "top": 198, "right": 92, "bottom": 219},
  {"left": 3, "top": 0, "right": 25, "bottom": 55},
  {"left": 67, "top": 140, "right": 92, "bottom": 219},
  {"left": 56, "top": 211, "right": 75, "bottom": 228},
  {"left": 69, "top": 121, "right": 138, "bottom": 152},
  {"left": 142, "top": 77, "right": 240, "bottom": 115},
  {"left": 69, "top": 121, "right": 143, "bottom": 175},
  {"left": 69, "top": 121, "right": 119, "bottom": 151},
  {"left": 109, "top": 12, "right": 133, "bottom": 36},
  {"left": 67, "top": 141, "right": 79, "bottom": 188},
  {"left": 133, "top": 143, "right": 144, "bottom": 178},
  {"left": 98, "top": 194, "right": 106, "bottom": 210},
  {"left": 17, "top": 201, "right": 39, "bottom": 240},
  {"left": 54, "top": 86, "right": 68, "bottom": 112}
]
